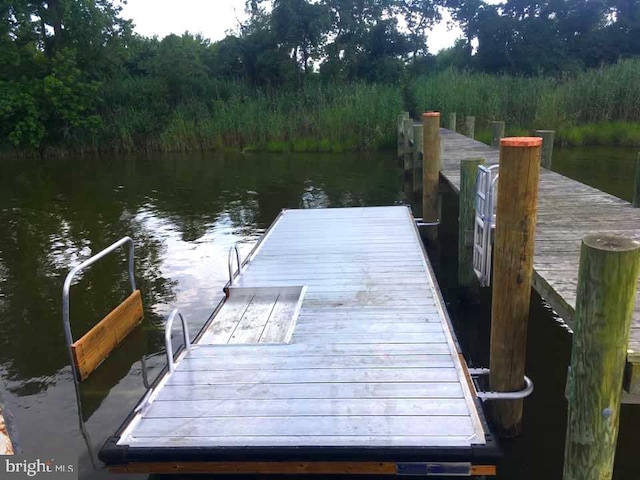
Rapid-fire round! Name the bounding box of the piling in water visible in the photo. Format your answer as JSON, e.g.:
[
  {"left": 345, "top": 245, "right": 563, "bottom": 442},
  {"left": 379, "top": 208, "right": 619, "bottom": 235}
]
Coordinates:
[
  {"left": 489, "top": 137, "right": 542, "bottom": 437},
  {"left": 463, "top": 116, "right": 475, "bottom": 139},
  {"left": 403, "top": 118, "right": 414, "bottom": 178},
  {"left": 412, "top": 124, "right": 424, "bottom": 197},
  {"left": 490, "top": 121, "right": 505, "bottom": 148},
  {"left": 633, "top": 153, "right": 640, "bottom": 207},
  {"left": 563, "top": 235, "right": 640, "bottom": 480},
  {"left": 397, "top": 112, "right": 409, "bottom": 165},
  {"left": 422, "top": 112, "right": 441, "bottom": 244},
  {"left": 449, "top": 112, "right": 457, "bottom": 132},
  {"left": 535, "top": 130, "right": 555, "bottom": 169}
]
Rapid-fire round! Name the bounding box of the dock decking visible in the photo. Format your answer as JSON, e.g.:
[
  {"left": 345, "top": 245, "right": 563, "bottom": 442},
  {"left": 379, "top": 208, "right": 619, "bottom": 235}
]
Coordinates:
[
  {"left": 439, "top": 129, "right": 640, "bottom": 392},
  {"left": 101, "top": 206, "right": 498, "bottom": 475}
]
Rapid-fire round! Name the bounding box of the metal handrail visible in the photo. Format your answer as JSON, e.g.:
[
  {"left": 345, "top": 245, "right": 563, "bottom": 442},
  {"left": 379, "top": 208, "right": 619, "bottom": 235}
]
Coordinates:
[
  {"left": 227, "top": 244, "right": 241, "bottom": 286},
  {"left": 62, "top": 236, "right": 136, "bottom": 381},
  {"left": 164, "top": 309, "right": 190, "bottom": 373},
  {"left": 469, "top": 368, "right": 534, "bottom": 400}
]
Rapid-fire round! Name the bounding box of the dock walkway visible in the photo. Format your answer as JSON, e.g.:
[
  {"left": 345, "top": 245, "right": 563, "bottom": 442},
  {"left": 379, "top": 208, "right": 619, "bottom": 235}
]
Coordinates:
[
  {"left": 439, "top": 129, "right": 640, "bottom": 392},
  {"left": 101, "top": 206, "right": 498, "bottom": 475}
]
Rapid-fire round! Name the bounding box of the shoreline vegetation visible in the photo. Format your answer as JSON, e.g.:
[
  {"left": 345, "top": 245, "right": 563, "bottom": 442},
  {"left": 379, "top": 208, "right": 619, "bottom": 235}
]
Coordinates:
[
  {"left": 5, "top": 59, "right": 640, "bottom": 158},
  {"left": 3, "top": 1, "right": 640, "bottom": 158}
]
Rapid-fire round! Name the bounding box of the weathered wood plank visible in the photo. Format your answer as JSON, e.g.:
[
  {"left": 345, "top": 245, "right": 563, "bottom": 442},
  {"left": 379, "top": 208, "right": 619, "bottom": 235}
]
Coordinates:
[
  {"left": 156, "top": 381, "right": 463, "bottom": 401},
  {"left": 71, "top": 289, "right": 143, "bottom": 381}
]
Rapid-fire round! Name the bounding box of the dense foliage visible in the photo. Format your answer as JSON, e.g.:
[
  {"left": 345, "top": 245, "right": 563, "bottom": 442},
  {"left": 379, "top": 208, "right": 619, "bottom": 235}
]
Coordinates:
[{"left": 1, "top": 0, "right": 640, "bottom": 154}]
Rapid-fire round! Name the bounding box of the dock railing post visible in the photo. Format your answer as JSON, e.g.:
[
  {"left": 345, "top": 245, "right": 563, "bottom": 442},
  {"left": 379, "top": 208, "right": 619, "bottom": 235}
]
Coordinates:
[
  {"left": 464, "top": 116, "right": 475, "bottom": 139},
  {"left": 458, "top": 158, "right": 485, "bottom": 288},
  {"left": 413, "top": 124, "right": 424, "bottom": 197},
  {"left": 535, "top": 130, "right": 555, "bottom": 169},
  {"left": 403, "top": 118, "right": 414, "bottom": 178},
  {"left": 563, "top": 235, "right": 640, "bottom": 480},
  {"left": 397, "top": 112, "right": 409, "bottom": 165},
  {"left": 490, "top": 121, "right": 505, "bottom": 148},
  {"left": 422, "top": 112, "right": 441, "bottom": 243},
  {"left": 489, "top": 137, "right": 542, "bottom": 437},
  {"left": 449, "top": 112, "right": 457, "bottom": 132},
  {"left": 633, "top": 153, "right": 640, "bottom": 207}
]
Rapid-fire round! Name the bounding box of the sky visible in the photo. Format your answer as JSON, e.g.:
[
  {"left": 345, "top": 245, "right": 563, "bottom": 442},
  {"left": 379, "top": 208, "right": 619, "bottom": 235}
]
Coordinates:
[{"left": 119, "top": 0, "right": 465, "bottom": 54}]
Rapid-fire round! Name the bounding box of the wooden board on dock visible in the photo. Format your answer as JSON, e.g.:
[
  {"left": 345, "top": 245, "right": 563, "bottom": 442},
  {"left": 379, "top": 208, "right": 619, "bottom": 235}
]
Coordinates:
[
  {"left": 438, "top": 129, "right": 640, "bottom": 390},
  {"left": 101, "top": 206, "right": 498, "bottom": 473}
]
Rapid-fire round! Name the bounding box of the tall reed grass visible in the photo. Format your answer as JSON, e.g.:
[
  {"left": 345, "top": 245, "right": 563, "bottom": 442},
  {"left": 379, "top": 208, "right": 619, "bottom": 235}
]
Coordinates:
[{"left": 411, "top": 59, "right": 640, "bottom": 147}]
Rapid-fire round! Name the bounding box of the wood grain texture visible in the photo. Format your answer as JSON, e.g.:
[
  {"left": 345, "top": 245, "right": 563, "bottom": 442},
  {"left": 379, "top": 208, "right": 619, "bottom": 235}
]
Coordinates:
[
  {"left": 422, "top": 113, "right": 441, "bottom": 243},
  {"left": 464, "top": 116, "right": 475, "bottom": 139},
  {"left": 413, "top": 124, "right": 424, "bottom": 195},
  {"left": 563, "top": 236, "right": 640, "bottom": 480},
  {"left": 403, "top": 118, "right": 414, "bottom": 175},
  {"left": 449, "top": 112, "right": 457, "bottom": 132},
  {"left": 535, "top": 130, "right": 555, "bottom": 169},
  {"left": 71, "top": 289, "right": 143, "bottom": 381},
  {"left": 489, "top": 138, "right": 541, "bottom": 437}
]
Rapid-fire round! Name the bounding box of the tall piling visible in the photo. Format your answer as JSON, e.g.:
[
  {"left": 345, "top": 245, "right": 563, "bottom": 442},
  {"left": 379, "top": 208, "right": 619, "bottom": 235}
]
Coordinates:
[
  {"left": 490, "top": 121, "right": 505, "bottom": 148},
  {"left": 633, "top": 153, "right": 640, "bottom": 208},
  {"left": 563, "top": 235, "right": 640, "bottom": 480},
  {"left": 449, "top": 112, "right": 457, "bottom": 132},
  {"left": 403, "top": 118, "right": 414, "bottom": 178},
  {"left": 397, "top": 112, "right": 409, "bottom": 165},
  {"left": 464, "top": 116, "right": 475, "bottom": 139},
  {"left": 535, "top": 130, "right": 555, "bottom": 169},
  {"left": 413, "top": 124, "right": 424, "bottom": 197},
  {"left": 489, "top": 137, "right": 542, "bottom": 437},
  {"left": 422, "top": 112, "right": 441, "bottom": 244}
]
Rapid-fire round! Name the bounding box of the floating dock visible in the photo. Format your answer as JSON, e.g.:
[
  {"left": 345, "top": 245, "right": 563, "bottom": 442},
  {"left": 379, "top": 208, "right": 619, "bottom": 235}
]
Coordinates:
[
  {"left": 100, "top": 206, "right": 499, "bottom": 476},
  {"left": 438, "top": 129, "right": 640, "bottom": 394}
]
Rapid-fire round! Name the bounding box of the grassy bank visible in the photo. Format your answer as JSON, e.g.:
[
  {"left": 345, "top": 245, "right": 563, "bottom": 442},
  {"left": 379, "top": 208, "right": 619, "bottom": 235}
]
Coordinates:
[{"left": 411, "top": 59, "right": 640, "bottom": 147}]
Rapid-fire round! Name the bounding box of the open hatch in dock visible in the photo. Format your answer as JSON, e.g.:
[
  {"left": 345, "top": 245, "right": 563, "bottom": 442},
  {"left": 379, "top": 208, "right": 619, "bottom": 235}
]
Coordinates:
[{"left": 98, "top": 206, "right": 499, "bottom": 476}]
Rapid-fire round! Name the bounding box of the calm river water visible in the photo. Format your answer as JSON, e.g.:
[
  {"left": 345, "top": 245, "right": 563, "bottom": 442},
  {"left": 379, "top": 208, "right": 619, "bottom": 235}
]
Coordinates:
[{"left": 0, "top": 146, "right": 637, "bottom": 479}]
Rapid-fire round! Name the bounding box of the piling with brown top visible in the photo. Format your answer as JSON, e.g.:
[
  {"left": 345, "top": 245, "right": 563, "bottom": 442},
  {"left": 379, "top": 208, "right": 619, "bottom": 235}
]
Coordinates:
[
  {"left": 422, "top": 112, "right": 441, "bottom": 243},
  {"left": 563, "top": 235, "right": 640, "bottom": 480},
  {"left": 489, "top": 137, "right": 542, "bottom": 437}
]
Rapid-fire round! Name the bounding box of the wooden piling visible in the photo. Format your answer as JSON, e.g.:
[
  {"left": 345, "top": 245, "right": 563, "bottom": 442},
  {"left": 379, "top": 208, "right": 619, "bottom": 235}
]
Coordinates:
[
  {"left": 403, "top": 118, "right": 414, "bottom": 177},
  {"left": 563, "top": 235, "right": 640, "bottom": 480},
  {"left": 449, "top": 112, "right": 457, "bottom": 132},
  {"left": 422, "top": 112, "right": 441, "bottom": 243},
  {"left": 464, "top": 116, "right": 475, "bottom": 139},
  {"left": 397, "top": 112, "right": 409, "bottom": 164},
  {"left": 633, "top": 153, "right": 640, "bottom": 208},
  {"left": 489, "top": 137, "right": 542, "bottom": 437},
  {"left": 535, "top": 130, "right": 555, "bottom": 169},
  {"left": 490, "top": 121, "right": 505, "bottom": 148},
  {"left": 458, "top": 158, "right": 485, "bottom": 287},
  {"left": 413, "top": 124, "right": 424, "bottom": 196}
]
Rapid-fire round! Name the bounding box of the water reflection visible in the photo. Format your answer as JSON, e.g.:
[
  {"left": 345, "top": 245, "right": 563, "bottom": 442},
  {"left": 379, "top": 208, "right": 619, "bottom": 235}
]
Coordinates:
[{"left": 0, "top": 150, "right": 402, "bottom": 479}]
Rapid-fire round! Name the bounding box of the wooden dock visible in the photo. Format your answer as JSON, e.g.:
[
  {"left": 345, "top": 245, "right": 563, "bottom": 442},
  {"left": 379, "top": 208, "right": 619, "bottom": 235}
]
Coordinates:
[
  {"left": 100, "top": 206, "right": 499, "bottom": 476},
  {"left": 438, "top": 129, "right": 640, "bottom": 394}
]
